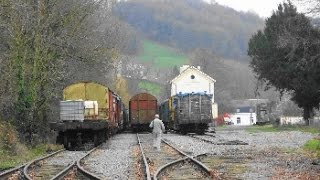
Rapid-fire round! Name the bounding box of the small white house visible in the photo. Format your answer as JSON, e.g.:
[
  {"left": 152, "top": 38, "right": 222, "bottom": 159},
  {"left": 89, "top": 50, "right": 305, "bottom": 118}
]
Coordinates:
[
  {"left": 170, "top": 65, "right": 218, "bottom": 118},
  {"left": 229, "top": 99, "right": 269, "bottom": 126},
  {"left": 230, "top": 107, "right": 257, "bottom": 125}
]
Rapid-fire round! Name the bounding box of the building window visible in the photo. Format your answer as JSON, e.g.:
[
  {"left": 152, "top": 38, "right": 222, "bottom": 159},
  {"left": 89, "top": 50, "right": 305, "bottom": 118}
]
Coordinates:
[
  {"left": 191, "top": 75, "right": 195, "bottom": 79},
  {"left": 237, "top": 117, "right": 241, "bottom": 124}
]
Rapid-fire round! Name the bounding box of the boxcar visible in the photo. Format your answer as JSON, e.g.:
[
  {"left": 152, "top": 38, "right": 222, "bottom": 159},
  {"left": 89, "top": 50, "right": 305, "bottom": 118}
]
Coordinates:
[
  {"left": 159, "top": 97, "right": 174, "bottom": 129},
  {"left": 129, "top": 93, "right": 157, "bottom": 132},
  {"left": 50, "top": 82, "right": 124, "bottom": 149},
  {"left": 160, "top": 93, "right": 213, "bottom": 134}
]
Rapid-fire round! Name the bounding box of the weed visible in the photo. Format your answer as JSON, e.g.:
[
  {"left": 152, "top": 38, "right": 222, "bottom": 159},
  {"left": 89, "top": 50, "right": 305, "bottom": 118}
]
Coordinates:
[
  {"left": 303, "top": 138, "right": 320, "bottom": 158},
  {"left": 246, "top": 124, "right": 320, "bottom": 134}
]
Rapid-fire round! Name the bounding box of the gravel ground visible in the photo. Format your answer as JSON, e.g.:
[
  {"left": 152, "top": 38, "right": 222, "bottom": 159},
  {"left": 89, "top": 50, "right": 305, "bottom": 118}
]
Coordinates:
[
  {"left": 83, "top": 133, "right": 137, "bottom": 179},
  {"left": 163, "top": 126, "right": 320, "bottom": 179}
]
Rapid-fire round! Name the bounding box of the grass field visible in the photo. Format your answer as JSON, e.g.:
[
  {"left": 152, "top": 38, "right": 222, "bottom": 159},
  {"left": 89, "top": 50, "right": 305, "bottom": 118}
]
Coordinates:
[
  {"left": 138, "top": 81, "right": 162, "bottom": 96},
  {"left": 138, "top": 40, "right": 187, "bottom": 68}
]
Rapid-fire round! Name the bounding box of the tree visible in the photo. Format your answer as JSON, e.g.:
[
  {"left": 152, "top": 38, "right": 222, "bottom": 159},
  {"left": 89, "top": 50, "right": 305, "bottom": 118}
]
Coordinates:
[
  {"left": 294, "top": 0, "right": 320, "bottom": 15},
  {"left": 248, "top": 1, "right": 320, "bottom": 125},
  {"left": 114, "top": 76, "right": 131, "bottom": 106},
  {"left": 0, "top": 0, "right": 124, "bottom": 144}
]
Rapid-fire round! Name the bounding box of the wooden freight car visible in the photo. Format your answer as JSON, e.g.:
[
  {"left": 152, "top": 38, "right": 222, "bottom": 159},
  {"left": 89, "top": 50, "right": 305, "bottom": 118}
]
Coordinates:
[
  {"left": 160, "top": 92, "right": 213, "bottom": 134},
  {"left": 159, "top": 97, "right": 174, "bottom": 129},
  {"left": 129, "top": 93, "right": 157, "bottom": 132},
  {"left": 50, "top": 82, "right": 125, "bottom": 149}
]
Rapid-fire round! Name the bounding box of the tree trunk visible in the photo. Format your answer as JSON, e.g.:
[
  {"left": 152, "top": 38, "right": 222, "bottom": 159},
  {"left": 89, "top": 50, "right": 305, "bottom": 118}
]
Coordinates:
[{"left": 303, "top": 106, "right": 313, "bottom": 126}]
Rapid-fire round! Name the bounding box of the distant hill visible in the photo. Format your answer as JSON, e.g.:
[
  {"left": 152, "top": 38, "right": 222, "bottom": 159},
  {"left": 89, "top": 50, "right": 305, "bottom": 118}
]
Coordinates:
[
  {"left": 138, "top": 40, "right": 187, "bottom": 68},
  {"left": 114, "top": 0, "right": 264, "bottom": 62}
]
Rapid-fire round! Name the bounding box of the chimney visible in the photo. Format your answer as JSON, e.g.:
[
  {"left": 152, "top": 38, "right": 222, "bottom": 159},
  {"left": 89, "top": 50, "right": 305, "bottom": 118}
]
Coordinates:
[{"left": 180, "top": 65, "right": 190, "bottom": 73}]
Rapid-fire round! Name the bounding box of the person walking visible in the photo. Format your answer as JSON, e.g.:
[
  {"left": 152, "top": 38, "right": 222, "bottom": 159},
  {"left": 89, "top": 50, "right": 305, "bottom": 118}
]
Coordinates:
[{"left": 149, "top": 114, "right": 165, "bottom": 151}]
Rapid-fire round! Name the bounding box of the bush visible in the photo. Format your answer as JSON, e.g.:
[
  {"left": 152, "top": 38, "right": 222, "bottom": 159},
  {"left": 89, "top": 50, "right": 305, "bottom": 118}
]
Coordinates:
[
  {"left": 0, "top": 121, "right": 20, "bottom": 153},
  {"left": 0, "top": 120, "right": 63, "bottom": 170}
]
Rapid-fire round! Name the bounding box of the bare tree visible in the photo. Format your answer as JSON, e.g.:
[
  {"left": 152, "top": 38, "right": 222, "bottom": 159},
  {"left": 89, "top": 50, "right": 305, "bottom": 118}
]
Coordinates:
[{"left": 0, "top": 0, "right": 130, "bottom": 144}]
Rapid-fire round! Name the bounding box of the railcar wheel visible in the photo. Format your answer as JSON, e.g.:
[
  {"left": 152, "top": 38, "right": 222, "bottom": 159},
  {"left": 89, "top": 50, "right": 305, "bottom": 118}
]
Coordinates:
[
  {"left": 94, "top": 133, "right": 98, "bottom": 147},
  {"left": 63, "top": 135, "right": 68, "bottom": 149}
]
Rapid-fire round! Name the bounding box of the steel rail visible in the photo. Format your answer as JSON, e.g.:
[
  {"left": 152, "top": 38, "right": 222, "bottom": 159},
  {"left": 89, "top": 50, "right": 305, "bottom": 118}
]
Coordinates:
[
  {"left": 154, "top": 138, "right": 212, "bottom": 180},
  {"left": 50, "top": 161, "right": 76, "bottom": 180},
  {"left": 189, "top": 134, "right": 248, "bottom": 145},
  {"left": 136, "top": 133, "right": 152, "bottom": 180},
  {"left": 76, "top": 146, "right": 101, "bottom": 180},
  {"left": 154, "top": 156, "right": 190, "bottom": 180},
  {"left": 161, "top": 138, "right": 189, "bottom": 156},
  {"left": 23, "top": 149, "right": 65, "bottom": 180},
  {"left": 188, "top": 134, "right": 217, "bottom": 144},
  {"left": 0, "top": 164, "right": 26, "bottom": 179}
]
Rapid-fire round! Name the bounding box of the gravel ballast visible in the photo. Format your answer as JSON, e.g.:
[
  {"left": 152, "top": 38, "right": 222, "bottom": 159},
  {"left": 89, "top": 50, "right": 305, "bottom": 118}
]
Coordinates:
[
  {"left": 163, "top": 127, "right": 320, "bottom": 179},
  {"left": 83, "top": 133, "right": 137, "bottom": 179}
]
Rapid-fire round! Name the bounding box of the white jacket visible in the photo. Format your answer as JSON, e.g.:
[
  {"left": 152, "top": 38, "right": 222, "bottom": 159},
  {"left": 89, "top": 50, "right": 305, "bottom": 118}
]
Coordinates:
[{"left": 149, "top": 118, "right": 165, "bottom": 134}]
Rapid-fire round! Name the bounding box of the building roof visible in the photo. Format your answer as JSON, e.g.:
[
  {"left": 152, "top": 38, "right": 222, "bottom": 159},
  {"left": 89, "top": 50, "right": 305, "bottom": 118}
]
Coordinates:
[
  {"left": 170, "top": 65, "right": 216, "bottom": 83},
  {"left": 232, "top": 99, "right": 269, "bottom": 107},
  {"left": 237, "top": 106, "right": 254, "bottom": 113}
]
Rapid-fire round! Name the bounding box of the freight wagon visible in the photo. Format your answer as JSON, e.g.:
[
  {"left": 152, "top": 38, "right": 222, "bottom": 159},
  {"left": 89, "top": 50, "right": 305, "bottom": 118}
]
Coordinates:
[
  {"left": 50, "top": 82, "right": 126, "bottom": 150},
  {"left": 129, "top": 93, "right": 157, "bottom": 132},
  {"left": 160, "top": 92, "right": 213, "bottom": 134},
  {"left": 159, "top": 97, "right": 174, "bottom": 129}
]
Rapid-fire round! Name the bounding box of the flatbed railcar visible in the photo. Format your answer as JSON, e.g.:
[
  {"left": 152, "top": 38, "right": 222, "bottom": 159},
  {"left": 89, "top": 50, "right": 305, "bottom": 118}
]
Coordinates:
[
  {"left": 50, "top": 82, "right": 126, "bottom": 150},
  {"left": 129, "top": 93, "right": 157, "bottom": 132},
  {"left": 160, "top": 92, "right": 213, "bottom": 134}
]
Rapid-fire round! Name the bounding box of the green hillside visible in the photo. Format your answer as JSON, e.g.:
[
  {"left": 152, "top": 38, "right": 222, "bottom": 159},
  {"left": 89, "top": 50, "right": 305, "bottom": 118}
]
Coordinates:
[
  {"left": 138, "top": 81, "right": 162, "bottom": 96},
  {"left": 138, "top": 40, "right": 187, "bottom": 68},
  {"left": 115, "top": 0, "right": 264, "bottom": 61}
]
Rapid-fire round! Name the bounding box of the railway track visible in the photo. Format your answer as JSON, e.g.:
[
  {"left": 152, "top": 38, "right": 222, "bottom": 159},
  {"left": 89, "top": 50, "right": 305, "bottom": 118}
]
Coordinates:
[
  {"left": 185, "top": 132, "right": 250, "bottom": 179},
  {"left": 24, "top": 149, "right": 69, "bottom": 179},
  {"left": 2, "top": 147, "right": 102, "bottom": 180},
  {"left": 0, "top": 164, "right": 26, "bottom": 180},
  {"left": 188, "top": 133, "right": 248, "bottom": 145},
  {"left": 137, "top": 133, "right": 213, "bottom": 180}
]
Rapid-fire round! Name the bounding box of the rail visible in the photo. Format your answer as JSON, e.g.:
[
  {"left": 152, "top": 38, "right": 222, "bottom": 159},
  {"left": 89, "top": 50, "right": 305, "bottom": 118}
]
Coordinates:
[
  {"left": 50, "top": 162, "right": 76, "bottom": 180},
  {"left": 154, "top": 138, "right": 212, "bottom": 180},
  {"left": 0, "top": 164, "right": 26, "bottom": 179},
  {"left": 136, "top": 133, "right": 152, "bottom": 180},
  {"left": 23, "top": 149, "right": 65, "bottom": 180},
  {"left": 76, "top": 146, "right": 102, "bottom": 180}
]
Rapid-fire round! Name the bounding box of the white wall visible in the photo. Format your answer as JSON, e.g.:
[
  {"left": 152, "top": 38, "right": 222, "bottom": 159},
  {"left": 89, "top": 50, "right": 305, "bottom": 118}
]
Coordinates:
[
  {"left": 212, "top": 103, "right": 218, "bottom": 119},
  {"left": 230, "top": 113, "right": 257, "bottom": 125},
  {"left": 171, "top": 69, "right": 215, "bottom": 99},
  {"left": 280, "top": 116, "right": 304, "bottom": 125}
]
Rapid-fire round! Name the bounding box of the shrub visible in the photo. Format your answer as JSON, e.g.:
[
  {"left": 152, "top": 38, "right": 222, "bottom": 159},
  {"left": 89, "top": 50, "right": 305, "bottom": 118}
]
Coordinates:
[{"left": 0, "top": 121, "right": 19, "bottom": 153}]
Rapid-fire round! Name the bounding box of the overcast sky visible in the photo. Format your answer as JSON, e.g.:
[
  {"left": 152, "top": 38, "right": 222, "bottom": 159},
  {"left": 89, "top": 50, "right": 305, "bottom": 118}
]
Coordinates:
[{"left": 203, "top": 0, "right": 304, "bottom": 18}]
